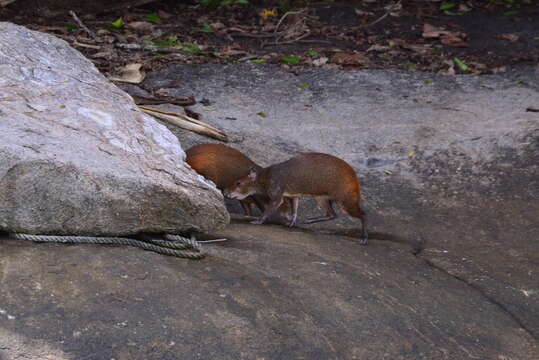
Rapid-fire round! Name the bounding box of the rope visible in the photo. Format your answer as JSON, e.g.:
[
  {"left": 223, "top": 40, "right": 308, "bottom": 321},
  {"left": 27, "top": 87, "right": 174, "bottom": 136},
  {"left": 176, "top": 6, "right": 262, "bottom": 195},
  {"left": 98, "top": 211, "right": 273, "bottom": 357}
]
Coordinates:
[{"left": 9, "top": 233, "right": 208, "bottom": 260}]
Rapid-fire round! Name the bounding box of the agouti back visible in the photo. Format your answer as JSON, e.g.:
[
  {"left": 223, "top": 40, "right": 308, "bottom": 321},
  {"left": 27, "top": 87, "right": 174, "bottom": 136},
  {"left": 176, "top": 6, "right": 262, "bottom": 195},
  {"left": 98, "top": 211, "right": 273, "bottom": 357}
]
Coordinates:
[
  {"left": 185, "top": 144, "right": 290, "bottom": 220},
  {"left": 224, "top": 152, "right": 368, "bottom": 244}
]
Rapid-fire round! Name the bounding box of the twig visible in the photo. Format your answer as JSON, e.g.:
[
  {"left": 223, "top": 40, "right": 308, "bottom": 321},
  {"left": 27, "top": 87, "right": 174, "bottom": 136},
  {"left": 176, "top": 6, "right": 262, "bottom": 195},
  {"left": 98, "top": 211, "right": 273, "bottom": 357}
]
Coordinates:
[
  {"left": 133, "top": 95, "right": 196, "bottom": 106},
  {"left": 237, "top": 55, "right": 259, "bottom": 62},
  {"left": 115, "top": 43, "right": 189, "bottom": 55},
  {"left": 138, "top": 105, "right": 228, "bottom": 142},
  {"left": 361, "top": 0, "right": 402, "bottom": 28},
  {"left": 273, "top": 31, "right": 311, "bottom": 46},
  {"left": 229, "top": 31, "right": 287, "bottom": 39},
  {"left": 274, "top": 10, "right": 307, "bottom": 35},
  {"left": 72, "top": 40, "right": 101, "bottom": 50},
  {"left": 69, "top": 10, "right": 101, "bottom": 42}
]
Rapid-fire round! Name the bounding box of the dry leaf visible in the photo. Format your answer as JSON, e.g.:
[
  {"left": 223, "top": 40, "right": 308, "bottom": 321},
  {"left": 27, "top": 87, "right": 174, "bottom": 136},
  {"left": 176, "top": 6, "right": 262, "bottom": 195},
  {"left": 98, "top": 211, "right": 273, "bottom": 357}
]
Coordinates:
[
  {"left": 422, "top": 24, "right": 450, "bottom": 38},
  {"left": 259, "top": 9, "right": 278, "bottom": 20},
  {"left": 109, "top": 63, "right": 145, "bottom": 84},
  {"left": 367, "top": 44, "right": 390, "bottom": 52},
  {"left": 331, "top": 52, "right": 370, "bottom": 65},
  {"left": 500, "top": 33, "right": 519, "bottom": 42},
  {"left": 127, "top": 21, "right": 154, "bottom": 33},
  {"left": 440, "top": 32, "right": 468, "bottom": 47},
  {"left": 491, "top": 66, "right": 507, "bottom": 73},
  {"left": 211, "top": 22, "right": 225, "bottom": 30},
  {"left": 312, "top": 57, "right": 329, "bottom": 66}
]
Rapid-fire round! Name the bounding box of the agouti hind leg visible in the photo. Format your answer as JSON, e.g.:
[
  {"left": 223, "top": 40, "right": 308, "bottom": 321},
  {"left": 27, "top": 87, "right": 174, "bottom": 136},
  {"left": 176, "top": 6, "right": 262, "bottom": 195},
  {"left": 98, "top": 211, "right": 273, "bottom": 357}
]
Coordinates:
[
  {"left": 304, "top": 197, "right": 337, "bottom": 224},
  {"left": 340, "top": 199, "right": 368, "bottom": 245}
]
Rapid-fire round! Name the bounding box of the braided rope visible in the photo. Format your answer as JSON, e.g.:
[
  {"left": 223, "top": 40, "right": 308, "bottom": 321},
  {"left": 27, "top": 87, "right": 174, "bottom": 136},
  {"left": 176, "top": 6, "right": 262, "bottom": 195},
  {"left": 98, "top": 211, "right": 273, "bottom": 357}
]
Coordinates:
[{"left": 9, "top": 233, "right": 205, "bottom": 260}]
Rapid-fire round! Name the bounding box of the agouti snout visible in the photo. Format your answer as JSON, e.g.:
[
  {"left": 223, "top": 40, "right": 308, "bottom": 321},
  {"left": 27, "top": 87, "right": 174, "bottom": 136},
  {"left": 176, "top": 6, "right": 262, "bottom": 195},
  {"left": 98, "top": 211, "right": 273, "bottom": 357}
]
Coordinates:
[{"left": 224, "top": 152, "right": 368, "bottom": 244}]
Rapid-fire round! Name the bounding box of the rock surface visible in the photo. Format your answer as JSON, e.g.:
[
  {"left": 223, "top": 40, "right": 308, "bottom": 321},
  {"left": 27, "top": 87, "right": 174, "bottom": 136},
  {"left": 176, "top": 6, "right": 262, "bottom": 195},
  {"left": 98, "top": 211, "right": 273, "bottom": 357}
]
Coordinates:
[
  {"left": 0, "top": 225, "right": 537, "bottom": 359},
  {"left": 1, "top": 59, "right": 538, "bottom": 358},
  {"left": 143, "top": 65, "right": 538, "bottom": 343},
  {"left": 0, "top": 22, "right": 229, "bottom": 236}
]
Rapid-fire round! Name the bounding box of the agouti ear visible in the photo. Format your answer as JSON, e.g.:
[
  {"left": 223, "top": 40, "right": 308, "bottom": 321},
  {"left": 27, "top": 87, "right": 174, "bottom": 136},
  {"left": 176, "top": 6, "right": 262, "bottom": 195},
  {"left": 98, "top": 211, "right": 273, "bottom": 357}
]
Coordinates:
[{"left": 248, "top": 167, "right": 258, "bottom": 181}]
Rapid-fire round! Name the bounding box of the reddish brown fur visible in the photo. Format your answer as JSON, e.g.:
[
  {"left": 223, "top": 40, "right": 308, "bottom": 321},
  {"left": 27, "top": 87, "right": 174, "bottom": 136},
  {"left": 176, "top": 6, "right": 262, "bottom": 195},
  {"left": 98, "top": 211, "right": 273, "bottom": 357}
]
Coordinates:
[
  {"left": 186, "top": 144, "right": 291, "bottom": 220},
  {"left": 186, "top": 144, "right": 260, "bottom": 190},
  {"left": 224, "top": 152, "right": 368, "bottom": 243}
]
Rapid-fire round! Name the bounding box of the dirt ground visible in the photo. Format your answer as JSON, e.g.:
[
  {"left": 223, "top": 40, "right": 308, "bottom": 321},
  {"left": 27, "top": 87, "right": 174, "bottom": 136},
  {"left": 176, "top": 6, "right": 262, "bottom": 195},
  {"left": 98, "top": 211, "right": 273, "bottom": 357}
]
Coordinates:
[{"left": 1, "top": 0, "right": 538, "bottom": 77}]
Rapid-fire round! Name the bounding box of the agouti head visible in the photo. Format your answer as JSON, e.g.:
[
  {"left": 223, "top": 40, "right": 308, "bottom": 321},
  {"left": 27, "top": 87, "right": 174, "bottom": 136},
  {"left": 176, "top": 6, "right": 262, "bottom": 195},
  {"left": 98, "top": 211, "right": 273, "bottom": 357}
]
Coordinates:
[{"left": 223, "top": 168, "right": 262, "bottom": 200}]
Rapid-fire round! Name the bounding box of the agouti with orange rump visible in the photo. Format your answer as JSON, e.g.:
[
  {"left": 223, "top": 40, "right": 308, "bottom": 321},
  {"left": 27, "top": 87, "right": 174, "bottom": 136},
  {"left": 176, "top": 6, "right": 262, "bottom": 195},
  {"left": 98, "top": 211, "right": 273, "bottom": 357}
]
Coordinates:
[
  {"left": 186, "top": 143, "right": 291, "bottom": 220},
  {"left": 223, "top": 152, "right": 368, "bottom": 244}
]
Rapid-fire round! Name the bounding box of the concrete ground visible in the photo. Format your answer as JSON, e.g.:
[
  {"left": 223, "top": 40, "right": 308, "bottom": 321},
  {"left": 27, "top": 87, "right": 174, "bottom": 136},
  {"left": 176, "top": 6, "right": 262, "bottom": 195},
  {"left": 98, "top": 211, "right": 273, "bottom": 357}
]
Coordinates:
[{"left": 1, "top": 65, "right": 538, "bottom": 359}]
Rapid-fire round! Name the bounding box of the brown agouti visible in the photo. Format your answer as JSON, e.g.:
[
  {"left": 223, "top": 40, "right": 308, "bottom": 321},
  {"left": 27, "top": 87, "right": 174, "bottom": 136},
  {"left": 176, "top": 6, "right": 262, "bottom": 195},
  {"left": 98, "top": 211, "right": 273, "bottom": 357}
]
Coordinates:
[
  {"left": 223, "top": 152, "right": 368, "bottom": 244},
  {"left": 185, "top": 144, "right": 291, "bottom": 220}
]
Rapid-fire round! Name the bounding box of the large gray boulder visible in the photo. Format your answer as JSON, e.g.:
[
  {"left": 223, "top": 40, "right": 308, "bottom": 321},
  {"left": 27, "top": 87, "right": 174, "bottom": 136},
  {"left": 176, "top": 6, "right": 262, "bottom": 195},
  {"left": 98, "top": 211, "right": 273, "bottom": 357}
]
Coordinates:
[{"left": 0, "top": 22, "right": 229, "bottom": 236}]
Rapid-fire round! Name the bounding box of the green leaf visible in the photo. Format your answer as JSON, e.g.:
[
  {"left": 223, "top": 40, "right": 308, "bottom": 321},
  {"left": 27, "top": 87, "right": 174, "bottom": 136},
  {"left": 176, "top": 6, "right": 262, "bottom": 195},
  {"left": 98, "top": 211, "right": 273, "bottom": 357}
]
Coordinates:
[
  {"left": 503, "top": 10, "right": 518, "bottom": 16},
  {"left": 280, "top": 56, "right": 302, "bottom": 64},
  {"left": 149, "top": 36, "right": 179, "bottom": 47},
  {"left": 307, "top": 49, "right": 320, "bottom": 57},
  {"left": 145, "top": 13, "right": 162, "bottom": 23},
  {"left": 65, "top": 24, "right": 78, "bottom": 32},
  {"left": 440, "top": 2, "right": 456, "bottom": 10},
  {"left": 196, "top": 24, "right": 214, "bottom": 33},
  {"left": 424, "top": 79, "right": 433, "bottom": 85},
  {"left": 453, "top": 58, "right": 469, "bottom": 71},
  {"left": 59, "top": 105, "right": 66, "bottom": 109},
  {"left": 183, "top": 43, "right": 203, "bottom": 55},
  {"left": 110, "top": 17, "right": 125, "bottom": 29},
  {"left": 250, "top": 58, "right": 266, "bottom": 64},
  {"left": 235, "top": 0, "right": 249, "bottom": 4},
  {"left": 257, "top": 111, "right": 267, "bottom": 118}
]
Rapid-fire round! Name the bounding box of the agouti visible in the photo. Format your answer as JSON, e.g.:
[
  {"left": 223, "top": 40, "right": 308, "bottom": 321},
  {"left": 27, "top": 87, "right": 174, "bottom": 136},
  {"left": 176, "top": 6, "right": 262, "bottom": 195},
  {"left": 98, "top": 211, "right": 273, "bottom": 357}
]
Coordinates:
[
  {"left": 223, "top": 152, "right": 368, "bottom": 244},
  {"left": 185, "top": 144, "right": 291, "bottom": 220}
]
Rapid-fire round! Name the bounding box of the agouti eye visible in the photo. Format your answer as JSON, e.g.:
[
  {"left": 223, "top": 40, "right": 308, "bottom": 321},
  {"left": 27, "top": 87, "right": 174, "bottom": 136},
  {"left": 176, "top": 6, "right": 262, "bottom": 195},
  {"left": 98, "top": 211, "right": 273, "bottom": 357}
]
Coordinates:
[{"left": 236, "top": 181, "right": 241, "bottom": 186}]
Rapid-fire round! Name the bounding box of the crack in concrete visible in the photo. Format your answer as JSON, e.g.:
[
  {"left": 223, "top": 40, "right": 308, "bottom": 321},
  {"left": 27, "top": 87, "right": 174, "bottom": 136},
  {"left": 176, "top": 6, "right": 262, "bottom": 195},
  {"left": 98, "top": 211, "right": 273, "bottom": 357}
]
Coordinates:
[{"left": 415, "top": 250, "right": 538, "bottom": 342}]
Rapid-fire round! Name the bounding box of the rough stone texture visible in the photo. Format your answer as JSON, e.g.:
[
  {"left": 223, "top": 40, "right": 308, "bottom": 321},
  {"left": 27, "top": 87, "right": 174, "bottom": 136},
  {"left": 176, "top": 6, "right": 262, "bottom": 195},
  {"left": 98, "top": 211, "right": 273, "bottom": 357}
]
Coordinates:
[
  {"left": 1, "top": 61, "right": 538, "bottom": 359},
  {"left": 1, "top": 226, "right": 538, "bottom": 360},
  {"left": 0, "top": 23, "right": 229, "bottom": 236},
  {"left": 143, "top": 65, "right": 539, "bottom": 341}
]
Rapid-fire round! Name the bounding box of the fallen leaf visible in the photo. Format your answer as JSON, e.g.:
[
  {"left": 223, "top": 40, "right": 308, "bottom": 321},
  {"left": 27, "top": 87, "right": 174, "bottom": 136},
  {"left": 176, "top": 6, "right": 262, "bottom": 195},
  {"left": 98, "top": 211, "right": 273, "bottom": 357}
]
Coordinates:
[
  {"left": 367, "top": 44, "right": 390, "bottom": 52},
  {"left": 157, "top": 10, "right": 173, "bottom": 19},
  {"left": 259, "top": 9, "right": 278, "bottom": 20},
  {"left": 250, "top": 59, "right": 266, "bottom": 64},
  {"left": 500, "top": 33, "right": 519, "bottom": 42},
  {"left": 491, "top": 66, "right": 507, "bottom": 73},
  {"left": 257, "top": 112, "right": 267, "bottom": 118},
  {"left": 312, "top": 57, "right": 329, "bottom": 67},
  {"left": 211, "top": 22, "right": 225, "bottom": 30},
  {"left": 281, "top": 56, "right": 302, "bottom": 64},
  {"left": 422, "top": 24, "right": 449, "bottom": 38},
  {"left": 127, "top": 21, "right": 154, "bottom": 32},
  {"left": 401, "top": 43, "right": 432, "bottom": 53},
  {"left": 145, "top": 13, "right": 161, "bottom": 23},
  {"left": 110, "top": 17, "right": 125, "bottom": 29},
  {"left": 331, "top": 52, "right": 370, "bottom": 65},
  {"left": 453, "top": 58, "right": 469, "bottom": 71},
  {"left": 109, "top": 63, "right": 145, "bottom": 84},
  {"left": 440, "top": 32, "right": 468, "bottom": 47}
]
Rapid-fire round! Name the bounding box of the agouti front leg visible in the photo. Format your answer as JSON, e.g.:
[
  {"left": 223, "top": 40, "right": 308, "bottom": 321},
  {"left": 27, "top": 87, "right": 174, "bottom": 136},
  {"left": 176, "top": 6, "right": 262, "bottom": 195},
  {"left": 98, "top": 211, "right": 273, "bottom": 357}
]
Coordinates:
[
  {"left": 240, "top": 200, "right": 253, "bottom": 216},
  {"left": 288, "top": 197, "right": 299, "bottom": 227},
  {"left": 250, "top": 192, "right": 285, "bottom": 225}
]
